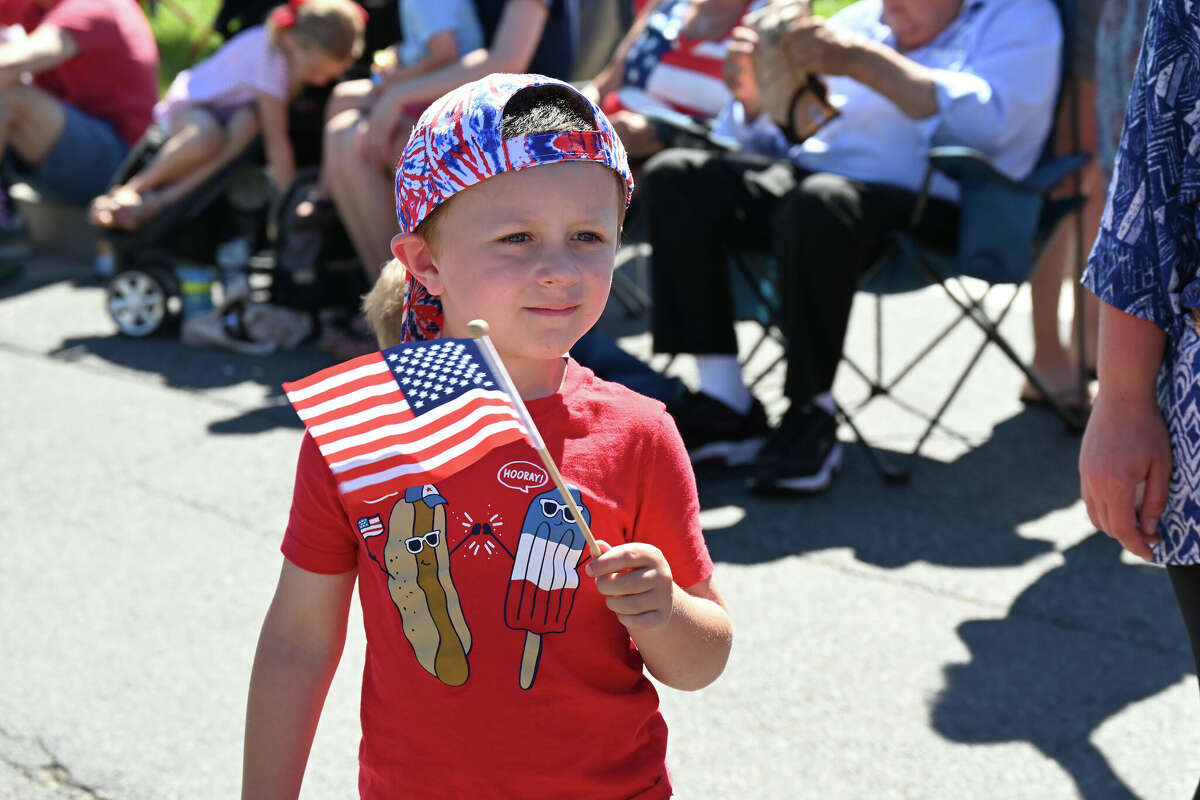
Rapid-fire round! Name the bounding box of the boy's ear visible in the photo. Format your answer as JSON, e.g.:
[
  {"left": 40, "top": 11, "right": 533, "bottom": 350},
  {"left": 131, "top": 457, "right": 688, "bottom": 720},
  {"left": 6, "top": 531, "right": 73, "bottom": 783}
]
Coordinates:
[{"left": 391, "top": 233, "right": 443, "bottom": 295}]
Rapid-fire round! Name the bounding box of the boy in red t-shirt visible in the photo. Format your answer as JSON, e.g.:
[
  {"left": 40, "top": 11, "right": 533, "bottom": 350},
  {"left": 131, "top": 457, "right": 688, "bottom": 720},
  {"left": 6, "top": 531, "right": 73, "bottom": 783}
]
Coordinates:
[{"left": 242, "top": 72, "right": 733, "bottom": 799}]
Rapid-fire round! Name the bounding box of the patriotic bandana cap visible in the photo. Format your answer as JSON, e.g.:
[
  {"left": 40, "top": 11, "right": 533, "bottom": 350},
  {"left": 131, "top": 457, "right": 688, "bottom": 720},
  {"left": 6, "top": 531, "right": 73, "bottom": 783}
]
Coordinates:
[{"left": 394, "top": 73, "right": 635, "bottom": 344}]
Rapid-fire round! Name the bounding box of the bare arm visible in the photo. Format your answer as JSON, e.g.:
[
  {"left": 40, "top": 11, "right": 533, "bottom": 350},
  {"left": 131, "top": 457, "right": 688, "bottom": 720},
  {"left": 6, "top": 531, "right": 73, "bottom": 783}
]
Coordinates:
[
  {"left": 842, "top": 40, "right": 937, "bottom": 119},
  {"left": 379, "top": 30, "right": 459, "bottom": 88},
  {"left": 242, "top": 561, "right": 356, "bottom": 800},
  {"left": 782, "top": 18, "right": 937, "bottom": 119},
  {"left": 378, "top": 0, "right": 549, "bottom": 110},
  {"left": 0, "top": 24, "right": 77, "bottom": 86},
  {"left": 588, "top": 543, "right": 732, "bottom": 691},
  {"left": 1079, "top": 302, "right": 1170, "bottom": 561},
  {"left": 255, "top": 92, "right": 295, "bottom": 192}
]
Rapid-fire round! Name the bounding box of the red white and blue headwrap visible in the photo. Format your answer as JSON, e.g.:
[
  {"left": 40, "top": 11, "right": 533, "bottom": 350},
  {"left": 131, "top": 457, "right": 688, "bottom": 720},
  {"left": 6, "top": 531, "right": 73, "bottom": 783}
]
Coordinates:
[{"left": 394, "top": 73, "right": 635, "bottom": 343}]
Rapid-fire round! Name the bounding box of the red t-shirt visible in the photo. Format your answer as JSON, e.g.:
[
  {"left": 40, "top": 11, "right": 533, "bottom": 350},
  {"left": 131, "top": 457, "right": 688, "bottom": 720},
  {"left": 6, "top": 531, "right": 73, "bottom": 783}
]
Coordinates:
[
  {"left": 21, "top": 0, "right": 158, "bottom": 147},
  {"left": 283, "top": 360, "right": 713, "bottom": 799}
]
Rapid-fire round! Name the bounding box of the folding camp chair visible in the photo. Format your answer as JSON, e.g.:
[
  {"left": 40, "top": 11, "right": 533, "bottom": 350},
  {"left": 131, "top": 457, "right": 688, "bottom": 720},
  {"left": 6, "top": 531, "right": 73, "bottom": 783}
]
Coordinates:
[{"left": 725, "top": 0, "right": 1091, "bottom": 484}]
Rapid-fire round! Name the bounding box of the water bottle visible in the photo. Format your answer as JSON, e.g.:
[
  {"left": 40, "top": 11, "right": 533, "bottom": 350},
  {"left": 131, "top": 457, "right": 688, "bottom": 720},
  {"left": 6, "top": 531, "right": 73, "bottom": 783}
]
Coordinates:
[{"left": 216, "top": 236, "right": 251, "bottom": 303}]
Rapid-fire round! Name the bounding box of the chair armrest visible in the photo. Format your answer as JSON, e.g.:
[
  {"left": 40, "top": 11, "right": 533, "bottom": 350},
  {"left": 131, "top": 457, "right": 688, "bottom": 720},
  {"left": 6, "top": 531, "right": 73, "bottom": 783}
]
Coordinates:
[
  {"left": 927, "top": 146, "right": 1090, "bottom": 195},
  {"left": 1023, "top": 152, "right": 1090, "bottom": 192},
  {"left": 928, "top": 146, "right": 1026, "bottom": 191}
]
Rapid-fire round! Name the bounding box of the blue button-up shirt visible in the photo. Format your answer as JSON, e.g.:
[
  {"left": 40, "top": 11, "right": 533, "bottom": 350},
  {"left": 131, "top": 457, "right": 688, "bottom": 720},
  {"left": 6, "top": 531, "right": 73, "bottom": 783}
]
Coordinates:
[{"left": 713, "top": 0, "right": 1063, "bottom": 201}]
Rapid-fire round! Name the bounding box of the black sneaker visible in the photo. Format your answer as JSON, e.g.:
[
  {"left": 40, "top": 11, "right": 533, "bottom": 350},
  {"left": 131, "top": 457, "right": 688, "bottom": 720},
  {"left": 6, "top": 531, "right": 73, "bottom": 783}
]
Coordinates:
[
  {"left": 668, "top": 390, "right": 770, "bottom": 466},
  {"left": 750, "top": 403, "right": 843, "bottom": 495}
]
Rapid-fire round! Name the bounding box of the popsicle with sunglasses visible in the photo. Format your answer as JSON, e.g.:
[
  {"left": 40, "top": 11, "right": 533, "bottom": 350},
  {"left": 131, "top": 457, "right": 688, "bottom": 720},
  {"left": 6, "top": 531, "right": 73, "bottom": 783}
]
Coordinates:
[{"left": 505, "top": 486, "right": 592, "bottom": 690}]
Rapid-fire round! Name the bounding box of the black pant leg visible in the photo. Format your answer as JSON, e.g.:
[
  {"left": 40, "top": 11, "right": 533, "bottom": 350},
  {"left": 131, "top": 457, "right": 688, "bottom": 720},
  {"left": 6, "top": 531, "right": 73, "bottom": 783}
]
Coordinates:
[
  {"left": 1166, "top": 564, "right": 1200, "bottom": 800},
  {"left": 642, "top": 147, "right": 799, "bottom": 356},
  {"left": 771, "top": 173, "right": 958, "bottom": 401}
]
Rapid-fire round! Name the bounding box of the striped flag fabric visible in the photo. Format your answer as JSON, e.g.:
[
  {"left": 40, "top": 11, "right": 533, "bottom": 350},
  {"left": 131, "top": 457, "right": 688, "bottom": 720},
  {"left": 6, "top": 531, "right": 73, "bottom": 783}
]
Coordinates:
[{"left": 283, "top": 337, "right": 532, "bottom": 499}]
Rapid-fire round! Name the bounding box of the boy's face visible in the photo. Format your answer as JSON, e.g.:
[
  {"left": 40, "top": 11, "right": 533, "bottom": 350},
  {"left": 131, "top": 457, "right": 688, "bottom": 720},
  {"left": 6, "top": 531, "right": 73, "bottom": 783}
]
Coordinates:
[{"left": 396, "top": 162, "right": 622, "bottom": 368}]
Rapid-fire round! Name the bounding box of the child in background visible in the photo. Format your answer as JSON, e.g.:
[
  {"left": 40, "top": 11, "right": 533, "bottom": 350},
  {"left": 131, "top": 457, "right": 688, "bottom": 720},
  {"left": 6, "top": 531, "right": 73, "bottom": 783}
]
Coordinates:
[
  {"left": 243, "top": 73, "right": 732, "bottom": 798},
  {"left": 89, "top": 0, "right": 366, "bottom": 231}
]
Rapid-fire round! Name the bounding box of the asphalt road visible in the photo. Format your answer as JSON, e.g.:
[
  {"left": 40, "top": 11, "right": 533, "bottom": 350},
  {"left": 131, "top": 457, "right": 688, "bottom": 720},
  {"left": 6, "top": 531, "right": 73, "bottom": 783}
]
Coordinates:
[{"left": 2, "top": 249, "right": 1197, "bottom": 799}]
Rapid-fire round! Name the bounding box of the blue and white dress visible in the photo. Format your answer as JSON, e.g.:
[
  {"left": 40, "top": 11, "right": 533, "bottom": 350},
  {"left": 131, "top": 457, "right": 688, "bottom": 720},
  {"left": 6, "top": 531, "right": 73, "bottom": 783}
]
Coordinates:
[{"left": 1084, "top": 0, "right": 1200, "bottom": 564}]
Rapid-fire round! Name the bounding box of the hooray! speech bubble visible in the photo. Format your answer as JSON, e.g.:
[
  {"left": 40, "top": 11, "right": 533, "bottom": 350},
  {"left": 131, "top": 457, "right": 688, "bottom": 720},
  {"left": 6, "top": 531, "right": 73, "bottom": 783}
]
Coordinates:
[{"left": 497, "top": 460, "right": 549, "bottom": 494}]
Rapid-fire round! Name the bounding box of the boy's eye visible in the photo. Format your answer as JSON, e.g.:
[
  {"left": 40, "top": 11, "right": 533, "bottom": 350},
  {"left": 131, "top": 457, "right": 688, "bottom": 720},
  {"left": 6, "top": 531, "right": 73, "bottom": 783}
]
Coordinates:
[
  {"left": 574, "top": 232, "right": 603, "bottom": 242},
  {"left": 502, "top": 232, "right": 531, "bottom": 243}
]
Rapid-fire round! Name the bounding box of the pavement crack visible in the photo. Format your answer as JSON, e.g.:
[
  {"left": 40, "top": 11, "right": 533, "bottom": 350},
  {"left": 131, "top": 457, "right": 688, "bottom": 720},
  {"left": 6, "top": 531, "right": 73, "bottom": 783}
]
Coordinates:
[{"left": 0, "top": 724, "right": 109, "bottom": 798}]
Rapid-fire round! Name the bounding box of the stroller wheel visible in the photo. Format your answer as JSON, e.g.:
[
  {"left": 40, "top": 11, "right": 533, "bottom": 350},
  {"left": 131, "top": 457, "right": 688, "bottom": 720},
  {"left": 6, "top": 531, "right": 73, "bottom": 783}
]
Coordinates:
[{"left": 106, "top": 267, "right": 179, "bottom": 337}]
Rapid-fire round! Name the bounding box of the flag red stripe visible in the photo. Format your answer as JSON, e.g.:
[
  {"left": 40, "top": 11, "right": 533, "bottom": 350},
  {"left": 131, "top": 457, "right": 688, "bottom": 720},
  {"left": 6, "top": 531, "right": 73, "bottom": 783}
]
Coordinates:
[
  {"left": 340, "top": 427, "right": 527, "bottom": 498},
  {"left": 290, "top": 372, "right": 399, "bottom": 415},
  {"left": 333, "top": 411, "right": 525, "bottom": 483},
  {"left": 319, "top": 397, "right": 521, "bottom": 461},
  {"left": 282, "top": 352, "right": 383, "bottom": 396},
  {"left": 304, "top": 396, "right": 415, "bottom": 437}
]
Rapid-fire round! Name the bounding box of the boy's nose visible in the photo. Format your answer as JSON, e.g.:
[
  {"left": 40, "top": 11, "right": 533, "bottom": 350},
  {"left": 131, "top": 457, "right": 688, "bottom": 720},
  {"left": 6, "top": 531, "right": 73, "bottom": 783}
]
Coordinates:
[{"left": 536, "top": 247, "right": 582, "bottom": 286}]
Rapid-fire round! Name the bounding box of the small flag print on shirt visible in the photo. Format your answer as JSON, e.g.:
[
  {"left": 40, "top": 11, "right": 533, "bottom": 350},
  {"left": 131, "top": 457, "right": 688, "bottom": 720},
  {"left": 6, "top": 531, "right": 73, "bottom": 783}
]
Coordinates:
[{"left": 283, "top": 338, "right": 532, "bottom": 499}]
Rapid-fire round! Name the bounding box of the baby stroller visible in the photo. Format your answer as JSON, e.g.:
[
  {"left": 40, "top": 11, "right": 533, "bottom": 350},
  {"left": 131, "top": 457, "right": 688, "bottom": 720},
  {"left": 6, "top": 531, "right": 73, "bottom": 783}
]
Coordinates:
[{"left": 102, "top": 0, "right": 401, "bottom": 338}]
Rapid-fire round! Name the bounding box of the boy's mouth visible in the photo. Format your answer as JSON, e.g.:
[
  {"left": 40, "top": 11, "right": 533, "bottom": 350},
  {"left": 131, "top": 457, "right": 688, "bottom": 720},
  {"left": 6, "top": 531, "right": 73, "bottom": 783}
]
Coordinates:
[{"left": 526, "top": 304, "right": 580, "bottom": 317}]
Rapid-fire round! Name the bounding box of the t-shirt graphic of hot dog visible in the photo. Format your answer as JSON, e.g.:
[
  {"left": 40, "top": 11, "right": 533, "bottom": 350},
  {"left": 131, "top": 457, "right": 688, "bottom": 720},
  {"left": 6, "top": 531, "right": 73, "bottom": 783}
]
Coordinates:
[
  {"left": 379, "top": 484, "right": 472, "bottom": 686},
  {"left": 504, "top": 486, "right": 590, "bottom": 690}
]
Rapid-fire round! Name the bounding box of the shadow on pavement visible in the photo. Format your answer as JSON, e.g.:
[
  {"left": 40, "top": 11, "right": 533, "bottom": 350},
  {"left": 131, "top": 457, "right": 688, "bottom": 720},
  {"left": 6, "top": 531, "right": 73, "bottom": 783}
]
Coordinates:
[
  {"left": 700, "top": 409, "right": 1076, "bottom": 570},
  {"left": 930, "top": 532, "right": 1194, "bottom": 799},
  {"left": 51, "top": 333, "right": 332, "bottom": 433}
]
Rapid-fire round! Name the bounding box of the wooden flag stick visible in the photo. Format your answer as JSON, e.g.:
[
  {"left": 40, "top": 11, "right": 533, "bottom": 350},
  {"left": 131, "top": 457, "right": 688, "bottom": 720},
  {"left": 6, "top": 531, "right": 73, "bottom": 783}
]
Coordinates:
[{"left": 467, "top": 319, "right": 601, "bottom": 558}]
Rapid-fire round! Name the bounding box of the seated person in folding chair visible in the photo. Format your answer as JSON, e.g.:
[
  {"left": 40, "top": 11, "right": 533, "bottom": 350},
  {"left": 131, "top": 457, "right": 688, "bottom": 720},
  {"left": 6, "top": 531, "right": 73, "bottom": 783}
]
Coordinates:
[
  {"left": 0, "top": 0, "right": 157, "bottom": 213},
  {"left": 641, "top": 0, "right": 1062, "bottom": 494}
]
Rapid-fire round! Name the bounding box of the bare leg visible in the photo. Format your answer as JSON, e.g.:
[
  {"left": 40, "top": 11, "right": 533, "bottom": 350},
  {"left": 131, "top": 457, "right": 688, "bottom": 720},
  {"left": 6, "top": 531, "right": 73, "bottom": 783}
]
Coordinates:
[
  {"left": 0, "top": 84, "right": 66, "bottom": 166},
  {"left": 108, "top": 107, "right": 260, "bottom": 230},
  {"left": 1025, "top": 79, "right": 1100, "bottom": 401},
  {"left": 90, "top": 108, "right": 227, "bottom": 226},
  {"left": 123, "top": 107, "right": 225, "bottom": 194},
  {"left": 294, "top": 79, "right": 378, "bottom": 220},
  {"left": 324, "top": 107, "right": 396, "bottom": 283}
]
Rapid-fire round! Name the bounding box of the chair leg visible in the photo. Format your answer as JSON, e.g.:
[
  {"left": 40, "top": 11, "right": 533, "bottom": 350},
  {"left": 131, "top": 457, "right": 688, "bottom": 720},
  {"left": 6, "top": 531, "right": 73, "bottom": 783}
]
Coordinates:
[
  {"left": 913, "top": 258, "right": 1087, "bottom": 434},
  {"left": 834, "top": 399, "right": 912, "bottom": 485}
]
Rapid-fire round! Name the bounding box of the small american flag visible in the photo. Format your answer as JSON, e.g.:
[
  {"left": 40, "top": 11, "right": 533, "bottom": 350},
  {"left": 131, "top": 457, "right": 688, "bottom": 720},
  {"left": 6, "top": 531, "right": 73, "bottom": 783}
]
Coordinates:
[
  {"left": 283, "top": 338, "right": 532, "bottom": 499},
  {"left": 356, "top": 515, "right": 384, "bottom": 537}
]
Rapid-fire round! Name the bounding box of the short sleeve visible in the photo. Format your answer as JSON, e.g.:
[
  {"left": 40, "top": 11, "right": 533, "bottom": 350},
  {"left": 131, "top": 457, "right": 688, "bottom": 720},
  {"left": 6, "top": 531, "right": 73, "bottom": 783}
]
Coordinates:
[
  {"left": 923, "top": 0, "right": 1061, "bottom": 164},
  {"left": 243, "top": 28, "right": 289, "bottom": 100},
  {"left": 403, "top": 2, "right": 463, "bottom": 46},
  {"left": 1082, "top": 2, "right": 1199, "bottom": 334},
  {"left": 40, "top": 0, "right": 112, "bottom": 53},
  {"left": 281, "top": 432, "right": 359, "bottom": 574},
  {"left": 631, "top": 411, "right": 713, "bottom": 590}
]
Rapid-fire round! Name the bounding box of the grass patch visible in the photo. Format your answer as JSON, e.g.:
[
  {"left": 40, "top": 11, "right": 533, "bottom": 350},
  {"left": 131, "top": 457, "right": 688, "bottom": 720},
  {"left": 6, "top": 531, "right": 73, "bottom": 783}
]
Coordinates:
[{"left": 143, "top": 0, "right": 223, "bottom": 93}]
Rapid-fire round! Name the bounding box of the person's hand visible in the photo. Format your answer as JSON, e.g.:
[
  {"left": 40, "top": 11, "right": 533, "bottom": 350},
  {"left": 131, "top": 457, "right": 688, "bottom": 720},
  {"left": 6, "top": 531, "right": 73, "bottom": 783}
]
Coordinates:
[
  {"left": 780, "top": 15, "right": 865, "bottom": 77},
  {"left": 586, "top": 539, "right": 676, "bottom": 633},
  {"left": 724, "top": 26, "right": 763, "bottom": 119},
  {"left": 1079, "top": 391, "right": 1172, "bottom": 561}
]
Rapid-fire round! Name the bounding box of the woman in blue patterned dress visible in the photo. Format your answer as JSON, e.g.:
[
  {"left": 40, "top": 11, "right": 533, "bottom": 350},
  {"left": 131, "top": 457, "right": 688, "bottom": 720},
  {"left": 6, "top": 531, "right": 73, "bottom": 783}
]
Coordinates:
[{"left": 1081, "top": 4, "right": 1200, "bottom": 793}]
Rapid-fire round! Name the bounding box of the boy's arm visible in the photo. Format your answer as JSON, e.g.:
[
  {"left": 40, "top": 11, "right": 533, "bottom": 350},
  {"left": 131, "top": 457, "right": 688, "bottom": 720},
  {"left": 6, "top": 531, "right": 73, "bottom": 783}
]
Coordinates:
[
  {"left": 1079, "top": 301, "right": 1171, "bottom": 561},
  {"left": 587, "top": 542, "right": 732, "bottom": 691},
  {"left": 242, "top": 560, "right": 356, "bottom": 800},
  {"left": 255, "top": 92, "right": 295, "bottom": 192}
]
